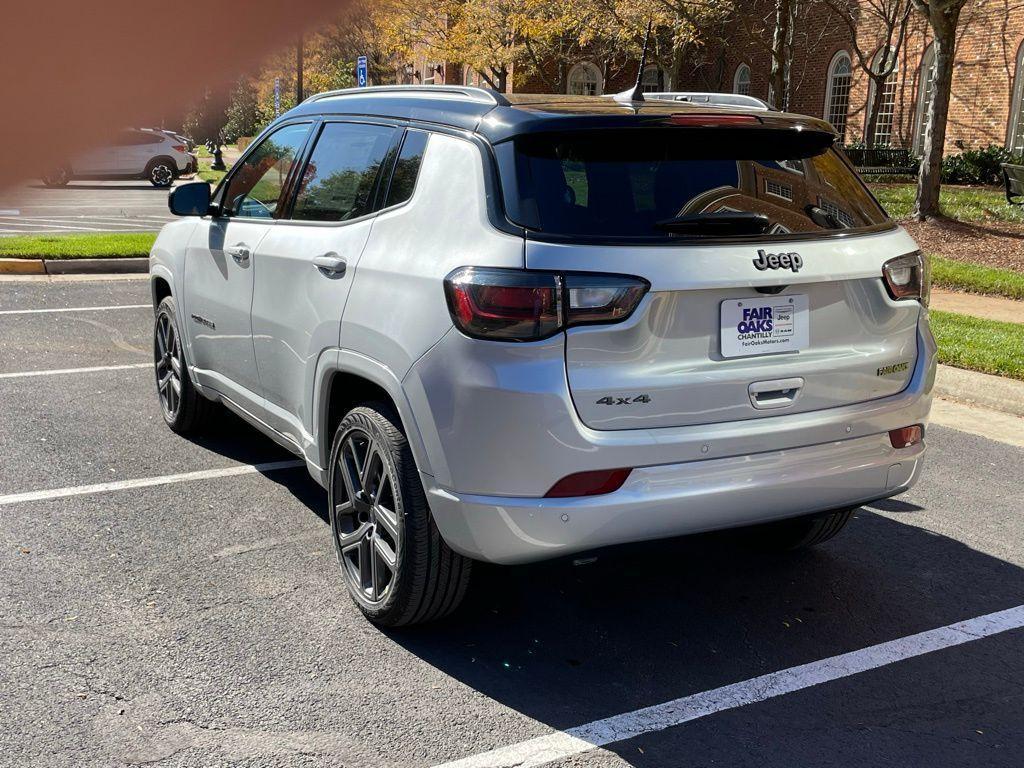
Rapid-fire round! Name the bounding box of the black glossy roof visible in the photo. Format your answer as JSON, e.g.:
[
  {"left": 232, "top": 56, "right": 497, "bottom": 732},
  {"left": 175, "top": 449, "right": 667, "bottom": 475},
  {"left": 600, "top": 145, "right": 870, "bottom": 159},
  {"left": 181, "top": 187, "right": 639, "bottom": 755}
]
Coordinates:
[{"left": 281, "top": 86, "right": 835, "bottom": 144}]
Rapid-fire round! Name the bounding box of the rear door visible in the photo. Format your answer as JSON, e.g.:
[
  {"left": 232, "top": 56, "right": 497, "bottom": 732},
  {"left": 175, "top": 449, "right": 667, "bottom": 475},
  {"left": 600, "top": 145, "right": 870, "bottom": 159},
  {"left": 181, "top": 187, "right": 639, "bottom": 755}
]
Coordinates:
[
  {"left": 183, "top": 121, "right": 312, "bottom": 413},
  {"left": 250, "top": 121, "right": 408, "bottom": 443},
  {"left": 505, "top": 125, "right": 922, "bottom": 430}
]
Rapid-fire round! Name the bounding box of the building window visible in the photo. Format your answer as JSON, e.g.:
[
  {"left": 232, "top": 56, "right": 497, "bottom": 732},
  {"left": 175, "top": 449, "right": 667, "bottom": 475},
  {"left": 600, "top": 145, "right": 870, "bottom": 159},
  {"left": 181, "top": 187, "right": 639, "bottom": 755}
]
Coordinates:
[
  {"left": 641, "top": 65, "right": 668, "bottom": 93},
  {"left": 734, "top": 64, "right": 751, "bottom": 96},
  {"left": 1009, "top": 42, "right": 1024, "bottom": 153},
  {"left": 867, "top": 47, "right": 899, "bottom": 147},
  {"left": 824, "top": 51, "right": 853, "bottom": 142},
  {"left": 914, "top": 45, "right": 938, "bottom": 155},
  {"left": 567, "top": 62, "right": 602, "bottom": 96}
]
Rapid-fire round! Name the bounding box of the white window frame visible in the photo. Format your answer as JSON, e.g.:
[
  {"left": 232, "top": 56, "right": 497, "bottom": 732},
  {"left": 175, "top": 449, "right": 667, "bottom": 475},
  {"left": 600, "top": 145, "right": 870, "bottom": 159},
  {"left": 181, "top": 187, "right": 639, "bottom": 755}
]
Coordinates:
[
  {"left": 567, "top": 62, "right": 603, "bottom": 96},
  {"left": 913, "top": 44, "right": 937, "bottom": 155},
  {"left": 1008, "top": 41, "right": 1024, "bottom": 153},
  {"left": 733, "top": 63, "right": 751, "bottom": 96},
  {"left": 641, "top": 65, "right": 669, "bottom": 93},
  {"left": 866, "top": 46, "right": 900, "bottom": 147},
  {"left": 823, "top": 51, "right": 853, "bottom": 141}
]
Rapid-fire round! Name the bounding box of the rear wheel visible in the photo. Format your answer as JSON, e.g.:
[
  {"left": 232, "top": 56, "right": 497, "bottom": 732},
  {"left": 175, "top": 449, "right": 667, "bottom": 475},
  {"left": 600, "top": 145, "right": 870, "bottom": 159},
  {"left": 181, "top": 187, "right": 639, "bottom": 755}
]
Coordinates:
[
  {"left": 147, "top": 159, "right": 176, "bottom": 187},
  {"left": 751, "top": 508, "right": 855, "bottom": 551},
  {"left": 154, "top": 296, "right": 212, "bottom": 435},
  {"left": 42, "top": 166, "right": 70, "bottom": 187},
  {"left": 328, "top": 403, "right": 472, "bottom": 626}
]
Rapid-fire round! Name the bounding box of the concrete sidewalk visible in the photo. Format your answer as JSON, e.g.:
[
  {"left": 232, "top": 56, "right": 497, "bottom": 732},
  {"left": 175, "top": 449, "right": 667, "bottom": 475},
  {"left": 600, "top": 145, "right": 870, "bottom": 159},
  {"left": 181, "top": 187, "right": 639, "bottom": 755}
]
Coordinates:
[{"left": 931, "top": 288, "right": 1022, "bottom": 324}]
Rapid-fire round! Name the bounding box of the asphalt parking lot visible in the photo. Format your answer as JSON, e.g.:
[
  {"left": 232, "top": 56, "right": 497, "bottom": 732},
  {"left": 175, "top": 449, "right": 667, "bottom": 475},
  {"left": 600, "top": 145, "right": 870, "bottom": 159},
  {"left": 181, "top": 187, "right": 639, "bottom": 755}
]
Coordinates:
[
  {"left": 0, "top": 180, "right": 181, "bottom": 234},
  {"left": 1, "top": 276, "right": 1022, "bottom": 767}
]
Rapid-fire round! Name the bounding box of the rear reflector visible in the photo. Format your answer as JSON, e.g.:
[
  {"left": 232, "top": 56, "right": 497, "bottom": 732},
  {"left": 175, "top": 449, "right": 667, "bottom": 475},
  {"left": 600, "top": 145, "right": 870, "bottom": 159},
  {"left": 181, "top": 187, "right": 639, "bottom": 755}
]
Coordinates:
[
  {"left": 889, "top": 425, "right": 923, "bottom": 449},
  {"left": 545, "top": 468, "right": 632, "bottom": 498}
]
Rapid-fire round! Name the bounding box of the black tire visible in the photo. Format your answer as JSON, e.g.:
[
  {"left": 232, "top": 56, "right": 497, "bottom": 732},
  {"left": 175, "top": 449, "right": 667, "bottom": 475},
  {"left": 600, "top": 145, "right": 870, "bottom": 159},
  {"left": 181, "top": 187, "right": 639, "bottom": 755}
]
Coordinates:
[
  {"left": 41, "top": 166, "right": 70, "bottom": 187},
  {"left": 328, "top": 403, "right": 472, "bottom": 627},
  {"left": 751, "top": 508, "right": 855, "bottom": 551},
  {"left": 154, "top": 296, "right": 213, "bottom": 435},
  {"left": 146, "top": 158, "right": 176, "bottom": 187}
]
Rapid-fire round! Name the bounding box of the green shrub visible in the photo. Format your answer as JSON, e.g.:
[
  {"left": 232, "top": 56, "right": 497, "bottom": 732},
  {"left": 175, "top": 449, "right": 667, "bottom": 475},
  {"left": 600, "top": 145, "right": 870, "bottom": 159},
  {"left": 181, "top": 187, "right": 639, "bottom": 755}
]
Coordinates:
[{"left": 940, "top": 145, "right": 1022, "bottom": 185}]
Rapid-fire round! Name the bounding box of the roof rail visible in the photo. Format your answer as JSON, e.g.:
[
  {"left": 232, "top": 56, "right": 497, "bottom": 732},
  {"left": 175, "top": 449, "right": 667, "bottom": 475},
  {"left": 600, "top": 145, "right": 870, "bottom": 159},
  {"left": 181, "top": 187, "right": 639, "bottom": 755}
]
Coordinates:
[
  {"left": 642, "top": 92, "right": 772, "bottom": 111},
  {"left": 304, "top": 85, "right": 510, "bottom": 107}
]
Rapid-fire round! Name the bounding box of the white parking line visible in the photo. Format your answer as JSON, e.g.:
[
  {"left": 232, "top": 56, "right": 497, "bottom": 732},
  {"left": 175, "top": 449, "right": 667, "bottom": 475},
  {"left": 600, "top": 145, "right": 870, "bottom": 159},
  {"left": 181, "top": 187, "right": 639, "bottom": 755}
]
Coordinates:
[
  {"left": 434, "top": 604, "right": 1024, "bottom": 768},
  {"left": 0, "top": 304, "right": 150, "bottom": 316},
  {"left": 0, "top": 460, "right": 305, "bottom": 507},
  {"left": 0, "top": 363, "right": 150, "bottom": 379}
]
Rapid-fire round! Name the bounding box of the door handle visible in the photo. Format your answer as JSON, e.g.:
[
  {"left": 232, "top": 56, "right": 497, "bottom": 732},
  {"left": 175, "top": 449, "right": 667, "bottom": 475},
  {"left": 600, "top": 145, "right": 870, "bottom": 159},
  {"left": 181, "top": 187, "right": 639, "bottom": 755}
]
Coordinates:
[
  {"left": 225, "top": 244, "right": 250, "bottom": 265},
  {"left": 748, "top": 377, "right": 804, "bottom": 409},
  {"left": 312, "top": 254, "right": 347, "bottom": 277}
]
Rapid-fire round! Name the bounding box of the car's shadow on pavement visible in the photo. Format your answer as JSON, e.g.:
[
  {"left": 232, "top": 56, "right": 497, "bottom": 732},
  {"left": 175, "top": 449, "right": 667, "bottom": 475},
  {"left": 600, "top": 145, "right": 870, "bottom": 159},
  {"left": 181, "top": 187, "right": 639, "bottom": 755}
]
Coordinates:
[{"left": 387, "top": 511, "right": 1024, "bottom": 765}]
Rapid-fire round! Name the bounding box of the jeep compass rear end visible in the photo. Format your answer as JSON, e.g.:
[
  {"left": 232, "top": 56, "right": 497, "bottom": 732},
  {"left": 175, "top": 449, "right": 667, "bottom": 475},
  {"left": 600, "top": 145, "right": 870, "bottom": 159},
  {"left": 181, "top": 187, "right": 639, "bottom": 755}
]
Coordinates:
[{"left": 152, "top": 87, "right": 933, "bottom": 626}]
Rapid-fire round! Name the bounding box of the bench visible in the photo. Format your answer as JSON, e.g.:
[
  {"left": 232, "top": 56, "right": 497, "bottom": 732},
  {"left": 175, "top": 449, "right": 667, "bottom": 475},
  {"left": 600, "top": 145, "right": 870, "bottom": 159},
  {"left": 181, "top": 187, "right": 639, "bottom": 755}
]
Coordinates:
[
  {"left": 1002, "top": 162, "right": 1024, "bottom": 205},
  {"left": 843, "top": 147, "right": 919, "bottom": 175}
]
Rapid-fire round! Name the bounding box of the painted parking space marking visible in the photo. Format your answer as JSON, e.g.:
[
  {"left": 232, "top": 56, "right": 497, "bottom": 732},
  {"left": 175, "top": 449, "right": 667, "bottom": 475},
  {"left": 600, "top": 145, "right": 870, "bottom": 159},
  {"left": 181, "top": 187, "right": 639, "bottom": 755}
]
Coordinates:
[
  {"left": 0, "top": 459, "right": 305, "bottom": 507},
  {"left": 434, "top": 605, "right": 1024, "bottom": 768},
  {"left": 0, "top": 304, "right": 149, "bottom": 316},
  {"left": 0, "top": 363, "right": 151, "bottom": 380}
]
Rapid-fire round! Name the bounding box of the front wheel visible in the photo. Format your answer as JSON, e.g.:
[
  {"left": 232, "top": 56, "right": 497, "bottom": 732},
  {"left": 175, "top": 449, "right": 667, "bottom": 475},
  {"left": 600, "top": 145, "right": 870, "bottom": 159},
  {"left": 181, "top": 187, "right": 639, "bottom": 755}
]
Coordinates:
[
  {"left": 328, "top": 403, "right": 472, "bottom": 626},
  {"left": 154, "top": 296, "right": 212, "bottom": 434},
  {"left": 42, "top": 166, "right": 70, "bottom": 187}
]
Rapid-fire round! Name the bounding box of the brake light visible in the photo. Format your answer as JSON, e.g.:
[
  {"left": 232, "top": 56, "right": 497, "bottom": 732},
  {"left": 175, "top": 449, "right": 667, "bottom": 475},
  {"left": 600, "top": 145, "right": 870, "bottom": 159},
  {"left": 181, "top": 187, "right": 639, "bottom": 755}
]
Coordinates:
[
  {"left": 889, "top": 425, "right": 923, "bottom": 449},
  {"left": 444, "top": 267, "right": 648, "bottom": 341},
  {"left": 172, "top": 144, "right": 187, "bottom": 152},
  {"left": 545, "top": 468, "right": 632, "bottom": 498},
  {"left": 882, "top": 251, "right": 929, "bottom": 305},
  {"left": 668, "top": 114, "right": 761, "bottom": 127}
]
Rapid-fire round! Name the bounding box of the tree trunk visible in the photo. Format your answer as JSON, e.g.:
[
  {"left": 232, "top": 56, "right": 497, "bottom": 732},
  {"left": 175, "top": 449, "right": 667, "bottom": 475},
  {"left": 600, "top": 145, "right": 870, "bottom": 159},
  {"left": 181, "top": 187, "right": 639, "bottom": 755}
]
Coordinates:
[
  {"left": 914, "top": 7, "right": 960, "bottom": 219},
  {"left": 769, "top": 0, "right": 792, "bottom": 109}
]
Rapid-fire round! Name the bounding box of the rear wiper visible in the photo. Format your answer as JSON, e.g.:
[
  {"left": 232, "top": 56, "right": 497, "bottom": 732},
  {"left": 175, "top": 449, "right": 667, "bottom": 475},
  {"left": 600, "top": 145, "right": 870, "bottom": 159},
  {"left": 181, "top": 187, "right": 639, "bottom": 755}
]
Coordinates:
[{"left": 654, "top": 212, "right": 771, "bottom": 235}]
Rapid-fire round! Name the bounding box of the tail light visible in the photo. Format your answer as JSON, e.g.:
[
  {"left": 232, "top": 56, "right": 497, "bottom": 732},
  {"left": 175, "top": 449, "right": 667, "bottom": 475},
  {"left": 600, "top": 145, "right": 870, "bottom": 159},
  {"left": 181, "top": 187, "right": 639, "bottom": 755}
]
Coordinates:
[
  {"left": 444, "top": 267, "right": 648, "bottom": 341},
  {"left": 882, "top": 251, "right": 929, "bottom": 305},
  {"left": 545, "top": 468, "right": 632, "bottom": 498},
  {"left": 172, "top": 144, "right": 187, "bottom": 152}
]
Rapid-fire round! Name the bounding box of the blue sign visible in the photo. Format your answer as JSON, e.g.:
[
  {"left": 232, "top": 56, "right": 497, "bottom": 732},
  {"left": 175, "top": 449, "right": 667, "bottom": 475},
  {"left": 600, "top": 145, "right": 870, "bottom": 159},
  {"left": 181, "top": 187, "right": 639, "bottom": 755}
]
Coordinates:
[{"left": 356, "top": 56, "right": 368, "bottom": 88}]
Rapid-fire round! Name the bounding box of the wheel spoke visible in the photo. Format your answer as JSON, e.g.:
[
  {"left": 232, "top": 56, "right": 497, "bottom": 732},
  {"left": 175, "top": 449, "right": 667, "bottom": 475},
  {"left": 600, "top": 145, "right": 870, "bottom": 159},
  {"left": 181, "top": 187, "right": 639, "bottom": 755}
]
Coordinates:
[
  {"left": 170, "top": 374, "right": 181, "bottom": 396},
  {"left": 158, "top": 370, "right": 172, "bottom": 393},
  {"left": 156, "top": 324, "right": 167, "bottom": 357},
  {"left": 338, "top": 519, "right": 370, "bottom": 546},
  {"left": 361, "top": 446, "right": 381, "bottom": 491},
  {"left": 372, "top": 531, "right": 397, "bottom": 569},
  {"left": 338, "top": 444, "right": 361, "bottom": 500},
  {"left": 170, "top": 355, "right": 182, "bottom": 377},
  {"left": 375, "top": 503, "right": 399, "bottom": 541}
]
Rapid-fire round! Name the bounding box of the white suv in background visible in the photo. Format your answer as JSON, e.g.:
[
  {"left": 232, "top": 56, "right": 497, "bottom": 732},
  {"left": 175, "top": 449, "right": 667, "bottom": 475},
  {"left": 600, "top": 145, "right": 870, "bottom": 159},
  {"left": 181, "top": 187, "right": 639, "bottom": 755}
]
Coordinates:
[
  {"left": 149, "top": 86, "right": 934, "bottom": 627},
  {"left": 43, "top": 128, "right": 196, "bottom": 188}
]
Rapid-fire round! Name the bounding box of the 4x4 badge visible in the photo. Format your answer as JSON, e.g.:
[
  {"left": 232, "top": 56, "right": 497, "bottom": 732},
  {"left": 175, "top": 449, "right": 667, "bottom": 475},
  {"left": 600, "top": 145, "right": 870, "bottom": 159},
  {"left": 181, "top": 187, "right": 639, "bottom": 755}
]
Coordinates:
[{"left": 753, "top": 249, "right": 803, "bottom": 273}]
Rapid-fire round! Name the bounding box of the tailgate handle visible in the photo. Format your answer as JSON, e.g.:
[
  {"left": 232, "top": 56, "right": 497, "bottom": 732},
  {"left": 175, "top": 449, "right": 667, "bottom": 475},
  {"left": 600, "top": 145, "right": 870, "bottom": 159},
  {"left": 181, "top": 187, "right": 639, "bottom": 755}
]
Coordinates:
[{"left": 748, "top": 377, "right": 804, "bottom": 409}]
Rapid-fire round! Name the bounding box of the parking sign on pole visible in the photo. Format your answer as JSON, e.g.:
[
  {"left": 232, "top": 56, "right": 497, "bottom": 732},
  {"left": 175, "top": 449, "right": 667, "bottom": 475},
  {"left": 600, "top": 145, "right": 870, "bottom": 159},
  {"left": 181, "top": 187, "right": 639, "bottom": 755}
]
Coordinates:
[{"left": 356, "top": 56, "right": 368, "bottom": 88}]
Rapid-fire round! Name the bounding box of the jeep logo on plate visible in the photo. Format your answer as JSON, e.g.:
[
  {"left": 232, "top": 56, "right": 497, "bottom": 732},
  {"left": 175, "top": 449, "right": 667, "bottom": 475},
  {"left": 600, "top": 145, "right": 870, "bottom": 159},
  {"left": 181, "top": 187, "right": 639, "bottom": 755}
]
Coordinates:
[{"left": 753, "top": 249, "right": 803, "bottom": 273}]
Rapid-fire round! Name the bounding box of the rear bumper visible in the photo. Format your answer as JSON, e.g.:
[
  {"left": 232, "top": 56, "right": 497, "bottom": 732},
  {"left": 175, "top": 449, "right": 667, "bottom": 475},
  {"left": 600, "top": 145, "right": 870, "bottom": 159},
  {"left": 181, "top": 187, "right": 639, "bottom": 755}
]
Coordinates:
[{"left": 427, "top": 433, "right": 925, "bottom": 564}]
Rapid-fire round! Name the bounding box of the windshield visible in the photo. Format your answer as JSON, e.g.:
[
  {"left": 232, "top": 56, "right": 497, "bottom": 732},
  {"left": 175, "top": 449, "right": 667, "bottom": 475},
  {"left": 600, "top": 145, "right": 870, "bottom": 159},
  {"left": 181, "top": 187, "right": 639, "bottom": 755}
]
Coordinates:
[{"left": 496, "top": 128, "right": 889, "bottom": 241}]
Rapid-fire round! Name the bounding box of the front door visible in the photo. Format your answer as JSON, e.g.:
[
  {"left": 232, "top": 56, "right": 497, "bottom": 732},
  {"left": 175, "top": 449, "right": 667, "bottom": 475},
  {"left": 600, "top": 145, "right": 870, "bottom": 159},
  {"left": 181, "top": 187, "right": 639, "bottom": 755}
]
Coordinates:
[
  {"left": 183, "top": 121, "right": 313, "bottom": 413},
  {"left": 250, "top": 121, "right": 402, "bottom": 446}
]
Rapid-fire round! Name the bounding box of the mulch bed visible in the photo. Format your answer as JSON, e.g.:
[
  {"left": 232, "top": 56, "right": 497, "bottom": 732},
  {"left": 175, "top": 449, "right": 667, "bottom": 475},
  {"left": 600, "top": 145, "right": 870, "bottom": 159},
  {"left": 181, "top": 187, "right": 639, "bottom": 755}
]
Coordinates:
[{"left": 900, "top": 217, "right": 1024, "bottom": 272}]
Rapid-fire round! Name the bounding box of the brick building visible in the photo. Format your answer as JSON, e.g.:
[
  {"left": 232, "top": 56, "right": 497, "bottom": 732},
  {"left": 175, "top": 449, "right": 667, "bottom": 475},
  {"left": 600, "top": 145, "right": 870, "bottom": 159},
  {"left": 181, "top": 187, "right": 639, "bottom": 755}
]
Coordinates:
[{"left": 404, "top": 1, "right": 1024, "bottom": 155}]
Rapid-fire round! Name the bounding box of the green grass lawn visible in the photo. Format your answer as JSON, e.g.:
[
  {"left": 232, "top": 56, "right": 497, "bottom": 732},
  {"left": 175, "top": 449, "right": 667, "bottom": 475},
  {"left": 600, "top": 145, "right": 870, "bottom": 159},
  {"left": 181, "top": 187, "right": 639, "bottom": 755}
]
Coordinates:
[
  {"left": 930, "top": 310, "right": 1024, "bottom": 381},
  {"left": 0, "top": 232, "right": 156, "bottom": 259},
  {"left": 931, "top": 255, "right": 1024, "bottom": 300},
  {"left": 870, "top": 183, "right": 1024, "bottom": 224}
]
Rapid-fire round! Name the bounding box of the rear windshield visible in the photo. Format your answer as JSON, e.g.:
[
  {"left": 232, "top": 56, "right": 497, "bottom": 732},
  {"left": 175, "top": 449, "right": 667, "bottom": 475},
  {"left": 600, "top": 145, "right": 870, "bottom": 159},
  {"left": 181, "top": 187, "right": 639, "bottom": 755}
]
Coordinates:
[{"left": 496, "top": 128, "right": 889, "bottom": 241}]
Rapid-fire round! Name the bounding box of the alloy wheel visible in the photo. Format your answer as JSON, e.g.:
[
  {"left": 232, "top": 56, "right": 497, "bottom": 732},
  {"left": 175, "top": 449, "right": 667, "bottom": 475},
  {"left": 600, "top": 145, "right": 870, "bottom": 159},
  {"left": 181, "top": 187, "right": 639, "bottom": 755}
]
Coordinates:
[
  {"left": 154, "top": 312, "right": 183, "bottom": 419},
  {"left": 151, "top": 164, "right": 173, "bottom": 186},
  {"left": 331, "top": 428, "right": 401, "bottom": 604}
]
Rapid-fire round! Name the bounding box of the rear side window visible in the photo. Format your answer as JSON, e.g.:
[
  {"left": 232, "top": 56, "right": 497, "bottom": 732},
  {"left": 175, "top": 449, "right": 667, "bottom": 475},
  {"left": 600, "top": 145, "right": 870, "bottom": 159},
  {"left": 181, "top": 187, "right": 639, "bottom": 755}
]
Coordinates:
[
  {"left": 291, "top": 122, "right": 398, "bottom": 222},
  {"left": 384, "top": 129, "right": 429, "bottom": 208},
  {"left": 498, "top": 128, "right": 889, "bottom": 241}
]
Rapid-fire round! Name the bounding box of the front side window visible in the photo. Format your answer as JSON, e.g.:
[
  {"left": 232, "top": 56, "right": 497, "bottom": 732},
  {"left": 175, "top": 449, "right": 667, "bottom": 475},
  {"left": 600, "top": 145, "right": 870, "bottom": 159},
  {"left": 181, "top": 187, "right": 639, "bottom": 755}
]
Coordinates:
[
  {"left": 291, "top": 122, "right": 398, "bottom": 222},
  {"left": 498, "top": 128, "right": 889, "bottom": 241},
  {"left": 222, "top": 122, "right": 311, "bottom": 219}
]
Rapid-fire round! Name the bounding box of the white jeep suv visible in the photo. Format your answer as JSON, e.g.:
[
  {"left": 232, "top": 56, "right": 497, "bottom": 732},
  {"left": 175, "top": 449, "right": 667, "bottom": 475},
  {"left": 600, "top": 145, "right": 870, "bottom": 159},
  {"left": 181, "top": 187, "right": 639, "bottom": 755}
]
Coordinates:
[{"left": 150, "top": 86, "right": 934, "bottom": 626}]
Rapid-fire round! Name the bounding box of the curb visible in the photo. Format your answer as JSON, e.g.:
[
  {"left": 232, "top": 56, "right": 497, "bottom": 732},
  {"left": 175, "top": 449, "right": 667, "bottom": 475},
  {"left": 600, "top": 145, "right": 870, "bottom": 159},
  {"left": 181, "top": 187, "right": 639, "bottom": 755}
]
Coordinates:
[
  {"left": 0, "top": 258, "right": 45, "bottom": 274},
  {"left": 43, "top": 257, "right": 148, "bottom": 275},
  {"left": 934, "top": 364, "right": 1024, "bottom": 419}
]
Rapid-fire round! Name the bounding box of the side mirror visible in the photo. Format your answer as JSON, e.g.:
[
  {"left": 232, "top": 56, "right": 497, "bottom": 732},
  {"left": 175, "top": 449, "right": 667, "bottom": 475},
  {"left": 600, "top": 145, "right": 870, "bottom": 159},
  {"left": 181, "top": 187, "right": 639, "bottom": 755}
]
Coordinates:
[{"left": 168, "top": 181, "right": 212, "bottom": 216}]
